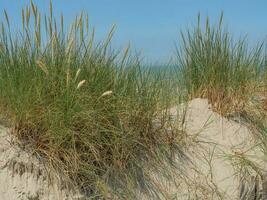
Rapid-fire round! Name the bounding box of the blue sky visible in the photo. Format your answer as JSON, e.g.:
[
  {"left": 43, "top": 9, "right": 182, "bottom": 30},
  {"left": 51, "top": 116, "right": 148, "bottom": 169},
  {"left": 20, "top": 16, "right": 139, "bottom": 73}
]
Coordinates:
[{"left": 1, "top": 1, "right": 267, "bottom": 63}]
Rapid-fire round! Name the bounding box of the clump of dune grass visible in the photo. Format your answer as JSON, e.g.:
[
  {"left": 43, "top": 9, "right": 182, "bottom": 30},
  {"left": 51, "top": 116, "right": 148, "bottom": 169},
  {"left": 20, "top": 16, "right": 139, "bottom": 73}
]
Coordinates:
[
  {"left": 176, "top": 13, "right": 263, "bottom": 115},
  {"left": 0, "top": 1, "right": 184, "bottom": 199}
]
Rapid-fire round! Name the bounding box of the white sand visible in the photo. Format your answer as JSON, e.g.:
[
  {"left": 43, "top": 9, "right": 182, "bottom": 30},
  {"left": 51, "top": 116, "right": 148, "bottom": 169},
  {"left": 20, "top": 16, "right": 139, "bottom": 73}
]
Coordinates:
[
  {"left": 176, "top": 98, "right": 265, "bottom": 199},
  {"left": 0, "top": 98, "right": 265, "bottom": 199},
  {"left": 139, "top": 98, "right": 265, "bottom": 199},
  {"left": 0, "top": 126, "right": 83, "bottom": 200}
]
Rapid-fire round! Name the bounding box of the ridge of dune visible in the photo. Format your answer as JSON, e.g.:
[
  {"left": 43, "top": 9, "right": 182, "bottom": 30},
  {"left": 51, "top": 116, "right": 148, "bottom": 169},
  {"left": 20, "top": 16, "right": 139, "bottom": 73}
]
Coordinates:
[
  {"left": 169, "top": 98, "right": 266, "bottom": 199},
  {"left": 139, "top": 98, "right": 265, "bottom": 199}
]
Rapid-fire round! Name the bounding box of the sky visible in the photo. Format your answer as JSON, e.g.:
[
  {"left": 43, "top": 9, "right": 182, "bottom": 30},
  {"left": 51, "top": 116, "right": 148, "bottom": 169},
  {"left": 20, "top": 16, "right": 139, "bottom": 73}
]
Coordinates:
[{"left": 1, "top": 0, "right": 267, "bottom": 63}]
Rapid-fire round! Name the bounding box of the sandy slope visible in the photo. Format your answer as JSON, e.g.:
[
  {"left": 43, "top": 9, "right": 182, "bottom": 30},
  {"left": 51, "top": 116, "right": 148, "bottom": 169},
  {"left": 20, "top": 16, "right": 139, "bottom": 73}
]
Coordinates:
[
  {"left": 0, "top": 126, "right": 83, "bottom": 200},
  {"left": 138, "top": 98, "right": 266, "bottom": 199},
  {"left": 0, "top": 98, "right": 265, "bottom": 199},
  {"left": 168, "top": 98, "right": 266, "bottom": 199}
]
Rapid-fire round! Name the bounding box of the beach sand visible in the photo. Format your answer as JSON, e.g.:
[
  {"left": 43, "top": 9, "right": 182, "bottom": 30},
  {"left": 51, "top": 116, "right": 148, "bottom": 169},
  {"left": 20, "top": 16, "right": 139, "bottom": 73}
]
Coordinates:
[{"left": 0, "top": 98, "right": 265, "bottom": 199}]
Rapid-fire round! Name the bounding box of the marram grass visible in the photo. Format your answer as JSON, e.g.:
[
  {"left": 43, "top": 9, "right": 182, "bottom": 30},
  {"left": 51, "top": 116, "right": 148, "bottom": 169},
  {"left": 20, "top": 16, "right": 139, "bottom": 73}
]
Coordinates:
[
  {"left": 0, "top": 1, "right": 183, "bottom": 199},
  {"left": 177, "top": 13, "right": 264, "bottom": 115}
]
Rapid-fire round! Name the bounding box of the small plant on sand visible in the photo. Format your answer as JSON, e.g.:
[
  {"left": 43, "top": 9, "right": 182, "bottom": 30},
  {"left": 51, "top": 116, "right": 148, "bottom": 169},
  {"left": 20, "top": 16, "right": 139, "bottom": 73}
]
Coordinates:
[
  {"left": 0, "top": 1, "right": 183, "bottom": 199},
  {"left": 177, "top": 13, "right": 263, "bottom": 115}
]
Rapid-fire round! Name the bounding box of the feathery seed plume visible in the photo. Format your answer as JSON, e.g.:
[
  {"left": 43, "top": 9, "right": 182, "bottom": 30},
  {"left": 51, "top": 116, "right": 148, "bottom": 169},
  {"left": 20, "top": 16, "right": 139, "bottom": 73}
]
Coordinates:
[
  {"left": 76, "top": 80, "right": 86, "bottom": 89},
  {"left": 101, "top": 90, "right": 112, "bottom": 97}
]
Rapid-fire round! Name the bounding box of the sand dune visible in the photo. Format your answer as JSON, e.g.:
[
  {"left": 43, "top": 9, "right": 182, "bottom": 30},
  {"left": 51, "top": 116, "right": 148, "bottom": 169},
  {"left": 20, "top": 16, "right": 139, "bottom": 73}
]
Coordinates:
[
  {"left": 0, "top": 126, "right": 83, "bottom": 200},
  {"left": 0, "top": 98, "right": 265, "bottom": 199},
  {"left": 139, "top": 98, "right": 266, "bottom": 199}
]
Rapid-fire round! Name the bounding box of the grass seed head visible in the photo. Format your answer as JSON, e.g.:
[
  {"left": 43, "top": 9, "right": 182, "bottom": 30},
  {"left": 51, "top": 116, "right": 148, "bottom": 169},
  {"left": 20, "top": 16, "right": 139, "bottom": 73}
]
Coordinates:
[
  {"left": 36, "top": 60, "right": 49, "bottom": 75},
  {"left": 101, "top": 90, "right": 113, "bottom": 97},
  {"left": 76, "top": 80, "right": 86, "bottom": 90},
  {"left": 74, "top": 68, "right": 81, "bottom": 81}
]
